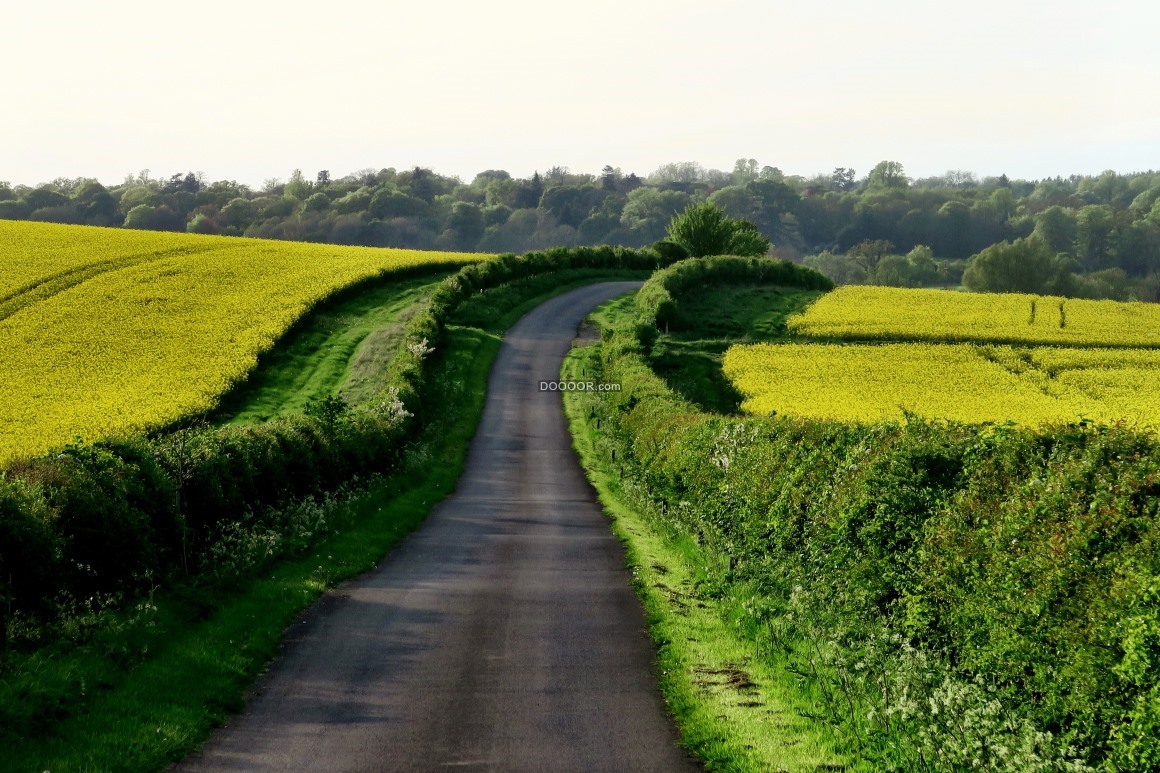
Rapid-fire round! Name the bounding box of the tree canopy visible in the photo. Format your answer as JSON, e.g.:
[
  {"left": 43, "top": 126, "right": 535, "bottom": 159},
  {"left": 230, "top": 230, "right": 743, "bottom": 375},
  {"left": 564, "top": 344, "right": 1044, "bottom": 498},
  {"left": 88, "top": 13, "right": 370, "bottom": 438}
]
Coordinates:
[
  {"left": 2, "top": 159, "right": 1159, "bottom": 299},
  {"left": 665, "top": 202, "right": 770, "bottom": 258}
]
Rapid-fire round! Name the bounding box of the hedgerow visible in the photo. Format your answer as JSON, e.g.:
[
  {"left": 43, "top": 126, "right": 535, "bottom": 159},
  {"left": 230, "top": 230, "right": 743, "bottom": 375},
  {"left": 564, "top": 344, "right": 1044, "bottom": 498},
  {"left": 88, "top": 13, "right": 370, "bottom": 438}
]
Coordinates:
[
  {"left": 634, "top": 254, "right": 833, "bottom": 331},
  {"left": 589, "top": 304, "right": 1160, "bottom": 771},
  {"left": 0, "top": 244, "right": 671, "bottom": 654}
]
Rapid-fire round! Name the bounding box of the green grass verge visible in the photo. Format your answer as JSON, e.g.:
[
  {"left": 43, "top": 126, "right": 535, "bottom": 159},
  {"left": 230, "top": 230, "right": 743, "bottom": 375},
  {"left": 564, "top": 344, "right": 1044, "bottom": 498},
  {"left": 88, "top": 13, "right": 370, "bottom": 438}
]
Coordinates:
[
  {"left": 586, "top": 291, "right": 637, "bottom": 331},
  {"left": 563, "top": 282, "right": 874, "bottom": 771},
  {"left": 215, "top": 273, "right": 450, "bottom": 422},
  {"left": 562, "top": 343, "right": 854, "bottom": 772},
  {"left": 1, "top": 272, "right": 640, "bottom": 773}
]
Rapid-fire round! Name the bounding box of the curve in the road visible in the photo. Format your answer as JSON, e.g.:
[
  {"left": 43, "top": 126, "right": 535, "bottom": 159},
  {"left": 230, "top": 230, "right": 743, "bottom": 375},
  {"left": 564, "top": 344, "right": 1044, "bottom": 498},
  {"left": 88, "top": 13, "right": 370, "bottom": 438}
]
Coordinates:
[{"left": 178, "top": 281, "right": 701, "bottom": 772}]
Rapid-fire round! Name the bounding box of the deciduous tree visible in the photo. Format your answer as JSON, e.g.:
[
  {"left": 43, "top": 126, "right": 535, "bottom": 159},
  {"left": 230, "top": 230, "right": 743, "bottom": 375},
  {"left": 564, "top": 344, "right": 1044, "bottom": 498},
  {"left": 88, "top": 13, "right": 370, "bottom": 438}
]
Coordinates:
[{"left": 666, "top": 202, "right": 770, "bottom": 257}]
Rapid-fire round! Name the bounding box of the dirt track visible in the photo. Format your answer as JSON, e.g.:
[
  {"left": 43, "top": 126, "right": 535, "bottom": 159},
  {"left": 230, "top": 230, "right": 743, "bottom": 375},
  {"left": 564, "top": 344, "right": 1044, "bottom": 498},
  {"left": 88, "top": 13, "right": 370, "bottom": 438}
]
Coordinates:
[{"left": 177, "top": 282, "right": 700, "bottom": 772}]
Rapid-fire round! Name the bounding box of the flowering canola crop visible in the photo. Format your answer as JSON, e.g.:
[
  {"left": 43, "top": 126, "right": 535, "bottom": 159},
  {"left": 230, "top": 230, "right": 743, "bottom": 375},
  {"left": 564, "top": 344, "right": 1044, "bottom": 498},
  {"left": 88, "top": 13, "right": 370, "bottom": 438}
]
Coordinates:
[
  {"left": 0, "top": 221, "right": 486, "bottom": 463},
  {"left": 788, "top": 285, "right": 1160, "bottom": 348},
  {"left": 726, "top": 285, "right": 1160, "bottom": 428}
]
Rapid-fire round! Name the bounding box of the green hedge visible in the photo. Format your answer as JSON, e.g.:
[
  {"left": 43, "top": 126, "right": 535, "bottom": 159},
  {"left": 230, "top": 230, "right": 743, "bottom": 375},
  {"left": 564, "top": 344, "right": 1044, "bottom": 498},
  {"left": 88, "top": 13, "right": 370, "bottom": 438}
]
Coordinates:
[
  {"left": 634, "top": 254, "right": 833, "bottom": 331},
  {"left": 592, "top": 318, "right": 1160, "bottom": 770},
  {"left": 0, "top": 245, "right": 670, "bottom": 648}
]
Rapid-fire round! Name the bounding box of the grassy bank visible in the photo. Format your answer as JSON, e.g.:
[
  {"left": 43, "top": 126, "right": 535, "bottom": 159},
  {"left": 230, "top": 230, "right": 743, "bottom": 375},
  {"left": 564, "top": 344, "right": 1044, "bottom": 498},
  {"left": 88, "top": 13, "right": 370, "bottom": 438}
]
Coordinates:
[{"left": 215, "top": 272, "right": 450, "bottom": 422}]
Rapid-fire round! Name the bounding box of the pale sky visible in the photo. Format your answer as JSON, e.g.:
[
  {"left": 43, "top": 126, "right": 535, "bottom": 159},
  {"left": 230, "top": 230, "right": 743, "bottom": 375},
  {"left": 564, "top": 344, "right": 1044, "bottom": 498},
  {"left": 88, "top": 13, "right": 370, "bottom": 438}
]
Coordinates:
[{"left": 2, "top": 0, "right": 1157, "bottom": 188}]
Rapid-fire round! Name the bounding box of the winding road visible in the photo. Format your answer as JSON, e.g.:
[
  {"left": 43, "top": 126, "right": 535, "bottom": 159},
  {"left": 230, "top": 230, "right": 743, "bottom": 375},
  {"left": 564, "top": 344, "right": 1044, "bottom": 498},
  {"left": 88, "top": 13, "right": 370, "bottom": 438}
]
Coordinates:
[{"left": 178, "top": 282, "right": 700, "bottom": 772}]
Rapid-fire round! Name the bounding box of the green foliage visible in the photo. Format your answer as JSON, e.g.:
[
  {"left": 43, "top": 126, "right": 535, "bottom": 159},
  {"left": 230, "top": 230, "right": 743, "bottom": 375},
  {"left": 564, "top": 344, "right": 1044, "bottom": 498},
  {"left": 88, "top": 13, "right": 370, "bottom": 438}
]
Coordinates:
[
  {"left": 303, "top": 192, "right": 330, "bottom": 212},
  {"left": 868, "top": 160, "right": 909, "bottom": 190},
  {"left": 847, "top": 238, "right": 896, "bottom": 272},
  {"left": 303, "top": 394, "right": 349, "bottom": 433},
  {"left": 620, "top": 187, "right": 691, "bottom": 240},
  {"left": 1034, "top": 205, "right": 1079, "bottom": 254},
  {"left": 0, "top": 200, "right": 32, "bottom": 220},
  {"left": 963, "top": 237, "right": 1075, "bottom": 294},
  {"left": 122, "top": 204, "right": 156, "bottom": 230},
  {"left": 666, "top": 201, "right": 734, "bottom": 257},
  {"left": 725, "top": 219, "right": 771, "bottom": 257},
  {"left": 3, "top": 163, "right": 1158, "bottom": 293},
  {"left": 186, "top": 213, "right": 216, "bottom": 234},
  {"left": 284, "top": 169, "right": 311, "bottom": 200},
  {"left": 368, "top": 188, "right": 427, "bottom": 220},
  {"left": 651, "top": 239, "right": 689, "bottom": 262},
  {"left": 22, "top": 187, "right": 69, "bottom": 211},
  {"left": 0, "top": 481, "right": 59, "bottom": 633},
  {"left": 1076, "top": 205, "right": 1117, "bottom": 270},
  {"left": 634, "top": 254, "right": 832, "bottom": 331},
  {"left": 585, "top": 299, "right": 1160, "bottom": 769},
  {"left": 444, "top": 201, "right": 485, "bottom": 250},
  {"left": 873, "top": 245, "right": 943, "bottom": 287},
  {"left": 1102, "top": 573, "right": 1160, "bottom": 769},
  {"left": 665, "top": 201, "right": 771, "bottom": 258},
  {"left": 804, "top": 250, "right": 869, "bottom": 285}
]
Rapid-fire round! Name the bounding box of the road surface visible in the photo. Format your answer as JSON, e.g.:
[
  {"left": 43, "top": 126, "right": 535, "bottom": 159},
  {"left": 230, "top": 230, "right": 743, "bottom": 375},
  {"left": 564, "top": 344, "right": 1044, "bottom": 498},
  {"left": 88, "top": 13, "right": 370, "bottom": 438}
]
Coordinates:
[{"left": 178, "top": 281, "right": 700, "bottom": 772}]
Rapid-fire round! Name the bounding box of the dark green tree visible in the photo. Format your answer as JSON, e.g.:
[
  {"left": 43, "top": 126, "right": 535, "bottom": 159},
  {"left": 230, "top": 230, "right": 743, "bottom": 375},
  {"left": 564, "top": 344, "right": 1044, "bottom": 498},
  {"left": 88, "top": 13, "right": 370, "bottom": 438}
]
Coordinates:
[
  {"left": 22, "top": 187, "right": 68, "bottom": 211},
  {"left": 1075, "top": 204, "right": 1116, "bottom": 269},
  {"left": 868, "top": 160, "right": 909, "bottom": 190},
  {"left": 666, "top": 202, "right": 770, "bottom": 257},
  {"left": 444, "top": 202, "right": 485, "bottom": 250},
  {"left": 73, "top": 180, "right": 119, "bottom": 225},
  {"left": 962, "top": 237, "right": 1072, "bottom": 294},
  {"left": 847, "top": 239, "right": 895, "bottom": 273},
  {"left": 831, "top": 167, "right": 857, "bottom": 191},
  {"left": 1033, "top": 205, "right": 1078, "bottom": 254}
]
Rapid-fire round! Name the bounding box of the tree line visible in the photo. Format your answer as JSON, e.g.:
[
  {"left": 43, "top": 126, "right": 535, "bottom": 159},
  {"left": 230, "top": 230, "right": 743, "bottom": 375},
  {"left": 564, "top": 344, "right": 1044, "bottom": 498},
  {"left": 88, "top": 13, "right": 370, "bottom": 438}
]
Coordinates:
[{"left": 2, "top": 159, "right": 1159, "bottom": 300}]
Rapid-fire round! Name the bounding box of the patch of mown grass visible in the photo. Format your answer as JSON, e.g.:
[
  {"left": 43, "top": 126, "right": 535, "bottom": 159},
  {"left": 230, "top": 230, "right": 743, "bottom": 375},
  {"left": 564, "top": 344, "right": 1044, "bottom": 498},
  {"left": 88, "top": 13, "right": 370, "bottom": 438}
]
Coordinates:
[
  {"left": 586, "top": 291, "right": 637, "bottom": 331},
  {"left": 563, "top": 342, "right": 857, "bottom": 772},
  {"left": 215, "top": 273, "right": 450, "bottom": 422}
]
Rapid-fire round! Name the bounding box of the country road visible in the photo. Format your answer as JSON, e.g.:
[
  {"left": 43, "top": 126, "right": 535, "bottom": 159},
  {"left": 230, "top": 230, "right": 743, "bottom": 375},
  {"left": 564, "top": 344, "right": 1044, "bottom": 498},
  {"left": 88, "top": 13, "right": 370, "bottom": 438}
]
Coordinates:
[{"left": 178, "top": 282, "right": 701, "bottom": 772}]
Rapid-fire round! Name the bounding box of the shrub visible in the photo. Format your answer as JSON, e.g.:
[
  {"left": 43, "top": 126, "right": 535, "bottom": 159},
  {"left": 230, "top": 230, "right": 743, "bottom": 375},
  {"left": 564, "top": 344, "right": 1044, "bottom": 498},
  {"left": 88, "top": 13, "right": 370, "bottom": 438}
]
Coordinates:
[
  {"left": 666, "top": 201, "right": 771, "bottom": 258},
  {"left": 651, "top": 239, "right": 689, "bottom": 262}
]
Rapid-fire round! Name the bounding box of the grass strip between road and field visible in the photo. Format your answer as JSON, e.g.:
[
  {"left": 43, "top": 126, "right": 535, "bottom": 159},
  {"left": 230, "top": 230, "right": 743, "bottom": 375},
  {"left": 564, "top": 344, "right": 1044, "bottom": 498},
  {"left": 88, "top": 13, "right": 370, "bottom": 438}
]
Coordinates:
[
  {"left": 215, "top": 273, "right": 450, "bottom": 422},
  {"left": 562, "top": 340, "right": 856, "bottom": 773},
  {"left": 2, "top": 270, "right": 648, "bottom": 773}
]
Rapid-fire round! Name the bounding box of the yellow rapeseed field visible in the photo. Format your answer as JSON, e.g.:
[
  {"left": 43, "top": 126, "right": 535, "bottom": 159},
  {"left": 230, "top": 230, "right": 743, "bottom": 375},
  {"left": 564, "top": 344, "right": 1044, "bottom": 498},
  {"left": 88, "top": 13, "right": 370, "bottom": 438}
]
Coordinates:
[
  {"left": 1, "top": 221, "right": 201, "bottom": 296},
  {"left": 0, "top": 221, "right": 486, "bottom": 463},
  {"left": 0, "top": 221, "right": 232, "bottom": 320},
  {"left": 723, "top": 342, "right": 1107, "bottom": 425},
  {"left": 788, "top": 286, "right": 1160, "bottom": 348},
  {"left": 727, "top": 285, "right": 1160, "bottom": 428}
]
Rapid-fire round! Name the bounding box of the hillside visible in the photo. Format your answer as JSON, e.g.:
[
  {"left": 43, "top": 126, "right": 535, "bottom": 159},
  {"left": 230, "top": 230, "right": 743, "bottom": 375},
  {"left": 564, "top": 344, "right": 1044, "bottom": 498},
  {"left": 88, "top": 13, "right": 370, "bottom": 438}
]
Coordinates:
[{"left": 0, "top": 221, "right": 486, "bottom": 464}]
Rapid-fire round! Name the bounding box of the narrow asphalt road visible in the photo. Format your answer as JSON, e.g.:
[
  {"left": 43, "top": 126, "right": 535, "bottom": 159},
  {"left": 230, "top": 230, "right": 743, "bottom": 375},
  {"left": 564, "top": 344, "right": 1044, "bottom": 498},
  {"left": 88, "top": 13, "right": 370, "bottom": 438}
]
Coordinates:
[{"left": 178, "top": 282, "right": 701, "bottom": 772}]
